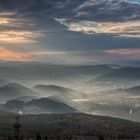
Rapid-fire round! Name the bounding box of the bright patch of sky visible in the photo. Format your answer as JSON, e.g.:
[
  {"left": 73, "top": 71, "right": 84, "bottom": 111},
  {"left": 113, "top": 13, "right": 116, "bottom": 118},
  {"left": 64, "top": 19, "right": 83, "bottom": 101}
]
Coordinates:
[{"left": 128, "top": 0, "right": 140, "bottom": 4}]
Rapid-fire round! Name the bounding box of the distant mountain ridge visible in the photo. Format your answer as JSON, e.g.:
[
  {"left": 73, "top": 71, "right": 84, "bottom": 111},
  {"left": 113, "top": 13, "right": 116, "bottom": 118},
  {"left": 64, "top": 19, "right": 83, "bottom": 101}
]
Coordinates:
[
  {"left": 71, "top": 65, "right": 114, "bottom": 75},
  {"left": 96, "top": 67, "right": 140, "bottom": 81},
  {"left": 0, "top": 64, "right": 114, "bottom": 80}
]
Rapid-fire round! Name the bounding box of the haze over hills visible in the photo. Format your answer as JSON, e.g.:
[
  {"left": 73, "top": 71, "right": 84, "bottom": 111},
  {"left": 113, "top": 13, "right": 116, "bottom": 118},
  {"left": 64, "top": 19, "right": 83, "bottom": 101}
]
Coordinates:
[
  {"left": 81, "top": 102, "right": 140, "bottom": 122},
  {"left": 0, "top": 0, "right": 140, "bottom": 138},
  {"left": 1, "top": 63, "right": 140, "bottom": 85},
  {"left": 0, "top": 63, "right": 139, "bottom": 122},
  {"left": 0, "top": 63, "right": 139, "bottom": 139},
  {"left": 33, "top": 84, "right": 78, "bottom": 106},
  {"left": 89, "top": 66, "right": 140, "bottom": 89}
]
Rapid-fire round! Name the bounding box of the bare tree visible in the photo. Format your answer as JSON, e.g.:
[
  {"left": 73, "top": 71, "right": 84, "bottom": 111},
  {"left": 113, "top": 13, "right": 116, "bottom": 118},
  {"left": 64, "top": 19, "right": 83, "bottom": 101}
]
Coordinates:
[{"left": 13, "top": 111, "right": 21, "bottom": 140}]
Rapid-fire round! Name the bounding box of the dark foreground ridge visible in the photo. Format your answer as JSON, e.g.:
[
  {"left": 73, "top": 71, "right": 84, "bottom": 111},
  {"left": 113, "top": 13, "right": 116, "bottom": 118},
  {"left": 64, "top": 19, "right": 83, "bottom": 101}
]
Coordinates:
[{"left": 0, "top": 112, "right": 140, "bottom": 140}]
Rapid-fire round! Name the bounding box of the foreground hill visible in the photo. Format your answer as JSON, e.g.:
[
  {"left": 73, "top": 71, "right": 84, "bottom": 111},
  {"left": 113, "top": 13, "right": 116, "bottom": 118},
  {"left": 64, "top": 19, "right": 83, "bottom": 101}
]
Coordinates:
[{"left": 0, "top": 113, "right": 139, "bottom": 139}]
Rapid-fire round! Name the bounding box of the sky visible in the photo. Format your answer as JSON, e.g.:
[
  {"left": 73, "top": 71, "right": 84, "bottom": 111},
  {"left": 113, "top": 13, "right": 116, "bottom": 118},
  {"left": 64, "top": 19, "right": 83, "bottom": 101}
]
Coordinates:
[{"left": 0, "top": 0, "right": 140, "bottom": 64}]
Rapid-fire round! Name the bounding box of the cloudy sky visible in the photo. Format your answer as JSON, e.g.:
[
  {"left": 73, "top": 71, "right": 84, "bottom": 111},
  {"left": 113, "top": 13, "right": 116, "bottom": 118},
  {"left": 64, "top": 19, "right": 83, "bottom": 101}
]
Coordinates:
[{"left": 0, "top": 0, "right": 140, "bottom": 64}]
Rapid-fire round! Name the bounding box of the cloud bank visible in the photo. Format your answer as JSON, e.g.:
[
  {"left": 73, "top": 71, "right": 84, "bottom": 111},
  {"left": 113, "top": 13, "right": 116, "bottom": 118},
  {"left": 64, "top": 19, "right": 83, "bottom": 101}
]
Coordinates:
[{"left": 0, "top": 0, "right": 139, "bottom": 63}]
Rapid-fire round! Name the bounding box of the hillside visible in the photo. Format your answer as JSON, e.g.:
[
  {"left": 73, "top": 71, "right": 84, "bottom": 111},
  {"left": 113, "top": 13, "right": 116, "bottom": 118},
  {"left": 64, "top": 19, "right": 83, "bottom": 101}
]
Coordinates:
[
  {"left": 0, "top": 98, "right": 77, "bottom": 114},
  {"left": 0, "top": 113, "right": 139, "bottom": 139},
  {"left": 0, "top": 83, "right": 37, "bottom": 102},
  {"left": 33, "top": 84, "right": 76, "bottom": 98}
]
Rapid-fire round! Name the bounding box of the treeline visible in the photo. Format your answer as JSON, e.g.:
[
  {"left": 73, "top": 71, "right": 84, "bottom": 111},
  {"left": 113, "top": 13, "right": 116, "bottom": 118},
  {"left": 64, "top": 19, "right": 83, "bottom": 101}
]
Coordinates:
[
  {"left": 0, "top": 113, "right": 139, "bottom": 140},
  {"left": 0, "top": 131, "right": 136, "bottom": 140}
]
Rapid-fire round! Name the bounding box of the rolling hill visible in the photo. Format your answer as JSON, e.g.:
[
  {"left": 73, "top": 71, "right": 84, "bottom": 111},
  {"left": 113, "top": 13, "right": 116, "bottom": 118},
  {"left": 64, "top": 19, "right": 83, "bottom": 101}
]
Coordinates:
[
  {"left": 0, "top": 98, "right": 77, "bottom": 114},
  {"left": 0, "top": 83, "right": 38, "bottom": 102},
  {"left": 33, "top": 84, "right": 76, "bottom": 96}
]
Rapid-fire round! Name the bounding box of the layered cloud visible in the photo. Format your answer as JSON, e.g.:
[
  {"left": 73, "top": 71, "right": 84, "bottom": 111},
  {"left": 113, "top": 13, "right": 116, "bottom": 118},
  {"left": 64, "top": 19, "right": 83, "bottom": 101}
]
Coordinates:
[
  {"left": 0, "top": 0, "right": 139, "bottom": 22},
  {"left": 128, "top": 0, "right": 140, "bottom": 4},
  {"left": 0, "top": 30, "right": 43, "bottom": 44},
  {"left": 52, "top": 0, "right": 140, "bottom": 39},
  {"left": 56, "top": 19, "right": 140, "bottom": 38},
  {"left": 0, "top": 0, "right": 139, "bottom": 63},
  {"left": 0, "top": 11, "right": 44, "bottom": 45},
  {"left": 74, "top": 0, "right": 140, "bottom": 22}
]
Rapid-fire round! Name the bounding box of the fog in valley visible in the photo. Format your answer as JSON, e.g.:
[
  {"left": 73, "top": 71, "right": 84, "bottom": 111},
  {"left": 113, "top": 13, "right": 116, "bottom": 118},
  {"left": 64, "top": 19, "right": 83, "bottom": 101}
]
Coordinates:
[{"left": 0, "top": 62, "right": 139, "bottom": 122}]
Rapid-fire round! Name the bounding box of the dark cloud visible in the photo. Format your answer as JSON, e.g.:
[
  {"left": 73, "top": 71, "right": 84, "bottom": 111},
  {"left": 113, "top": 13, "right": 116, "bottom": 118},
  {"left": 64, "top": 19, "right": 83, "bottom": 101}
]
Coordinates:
[
  {"left": 75, "top": 0, "right": 140, "bottom": 22},
  {"left": 0, "top": 0, "right": 140, "bottom": 22}
]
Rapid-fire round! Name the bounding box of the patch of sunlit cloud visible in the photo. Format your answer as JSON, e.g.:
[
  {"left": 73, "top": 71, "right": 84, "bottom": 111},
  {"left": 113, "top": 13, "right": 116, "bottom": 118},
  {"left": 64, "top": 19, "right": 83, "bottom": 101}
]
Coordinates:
[
  {"left": 128, "top": 0, "right": 140, "bottom": 4},
  {"left": 0, "top": 11, "right": 44, "bottom": 44},
  {"left": 0, "top": 47, "right": 32, "bottom": 61},
  {"left": 31, "top": 51, "right": 65, "bottom": 55},
  {"left": 28, "top": 51, "right": 66, "bottom": 62},
  {"left": 0, "top": 47, "right": 66, "bottom": 62},
  {"left": 119, "top": 34, "right": 140, "bottom": 38},
  {"left": 0, "top": 31, "right": 43, "bottom": 44},
  {"left": 103, "top": 48, "right": 140, "bottom": 59},
  {"left": 0, "top": 12, "right": 17, "bottom": 25},
  {"left": 0, "top": 12, "right": 16, "bottom": 16},
  {"left": 0, "top": 18, "right": 11, "bottom": 25},
  {"left": 55, "top": 18, "right": 140, "bottom": 38}
]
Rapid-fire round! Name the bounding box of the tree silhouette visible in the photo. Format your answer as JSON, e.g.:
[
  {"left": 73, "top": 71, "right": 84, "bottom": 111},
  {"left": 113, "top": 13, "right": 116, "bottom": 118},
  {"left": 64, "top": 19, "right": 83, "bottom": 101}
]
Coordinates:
[
  {"left": 99, "top": 135, "right": 104, "bottom": 140},
  {"left": 44, "top": 135, "right": 48, "bottom": 140},
  {"left": 36, "top": 133, "right": 42, "bottom": 140},
  {"left": 13, "top": 111, "right": 21, "bottom": 140}
]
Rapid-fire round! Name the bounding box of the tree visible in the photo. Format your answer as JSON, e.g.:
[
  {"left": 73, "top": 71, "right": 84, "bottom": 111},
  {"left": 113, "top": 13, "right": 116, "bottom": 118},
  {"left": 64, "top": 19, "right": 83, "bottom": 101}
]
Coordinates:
[
  {"left": 99, "top": 135, "right": 104, "bottom": 140},
  {"left": 13, "top": 111, "right": 21, "bottom": 140},
  {"left": 44, "top": 135, "right": 48, "bottom": 140},
  {"left": 36, "top": 133, "right": 42, "bottom": 140}
]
